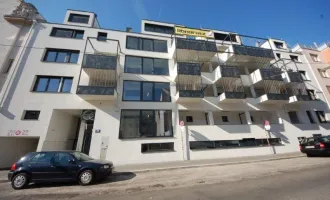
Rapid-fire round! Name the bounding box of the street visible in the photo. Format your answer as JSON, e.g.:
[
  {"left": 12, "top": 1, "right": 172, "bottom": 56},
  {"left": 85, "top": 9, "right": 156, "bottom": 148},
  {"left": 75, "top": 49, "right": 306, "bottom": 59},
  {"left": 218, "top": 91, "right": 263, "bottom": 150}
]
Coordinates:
[{"left": 0, "top": 156, "right": 330, "bottom": 200}]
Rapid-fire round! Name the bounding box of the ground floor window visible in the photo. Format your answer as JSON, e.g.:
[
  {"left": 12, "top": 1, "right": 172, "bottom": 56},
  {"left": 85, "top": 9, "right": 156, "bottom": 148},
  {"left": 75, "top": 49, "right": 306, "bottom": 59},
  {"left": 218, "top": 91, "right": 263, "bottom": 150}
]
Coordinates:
[
  {"left": 190, "top": 138, "right": 282, "bottom": 150},
  {"left": 119, "top": 110, "right": 173, "bottom": 139},
  {"left": 141, "top": 142, "right": 174, "bottom": 153}
]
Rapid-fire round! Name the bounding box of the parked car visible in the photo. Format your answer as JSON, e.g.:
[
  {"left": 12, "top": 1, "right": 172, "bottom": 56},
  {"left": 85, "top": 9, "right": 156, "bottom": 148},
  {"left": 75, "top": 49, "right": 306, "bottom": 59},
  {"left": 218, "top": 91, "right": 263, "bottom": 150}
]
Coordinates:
[
  {"left": 8, "top": 151, "right": 114, "bottom": 189},
  {"left": 300, "top": 136, "right": 330, "bottom": 157}
]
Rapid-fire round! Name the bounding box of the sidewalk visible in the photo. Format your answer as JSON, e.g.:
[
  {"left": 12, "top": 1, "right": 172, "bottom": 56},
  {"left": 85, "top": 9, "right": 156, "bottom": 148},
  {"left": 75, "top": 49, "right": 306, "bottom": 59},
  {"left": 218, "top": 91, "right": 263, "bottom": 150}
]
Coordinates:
[{"left": 115, "top": 152, "right": 305, "bottom": 173}]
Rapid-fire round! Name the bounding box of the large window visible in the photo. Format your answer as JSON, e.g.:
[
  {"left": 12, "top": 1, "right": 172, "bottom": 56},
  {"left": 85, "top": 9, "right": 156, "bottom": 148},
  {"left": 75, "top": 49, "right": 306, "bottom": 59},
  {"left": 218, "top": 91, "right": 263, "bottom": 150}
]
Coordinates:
[
  {"left": 68, "top": 14, "right": 89, "bottom": 24},
  {"left": 33, "top": 76, "right": 73, "bottom": 93},
  {"left": 315, "top": 111, "right": 327, "bottom": 123},
  {"left": 119, "top": 110, "right": 173, "bottom": 139},
  {"left": 190, "top": 138, "right": 282, "bottom": 150},
  {"left": 125, "top": 56, "right": 169, "bottom": 75},
  {"left": 288, "top": 111, "right": 300, "bottom": 124},
  {"left": 123, "top": 81, "right": 171, "bottom": 102},
  {"left": 126, "top": 36, "right": 168, "bottom": 52},
  {"left": 144, "top": 23, "right": 174, "bottom": 34},
  {"left": 50, "top": 28, "right": 84, "bottom": 39},
  {"left": 43, "top": 49, "right": 79, "bottom": 63},
  {"left": 306, "top": 111, "right": 315, "bottom": 124}
]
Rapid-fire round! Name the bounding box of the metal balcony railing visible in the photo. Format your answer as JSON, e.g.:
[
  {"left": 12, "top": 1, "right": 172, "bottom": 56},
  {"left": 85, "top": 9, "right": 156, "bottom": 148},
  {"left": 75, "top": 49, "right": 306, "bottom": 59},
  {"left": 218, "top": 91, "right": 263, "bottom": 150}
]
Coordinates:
[
  {"left": 176, "top": 38, "right": 217, "bottom": 52},
  {"left": 76, "top": 86, "right": 115, "bottom": 95},
  {"left": 266, "top": 93, "right": 289, "bottom": 100},
  {"left": 232, "top": 45, "right": 274, "bottom": 58},
  {"left": 177, "top": 62, "right": 201, "bottom": 75},
  {"left": 288, "top": 72, "right": 303, "bottom": 82},
  {"left": 82, "top": 54, "right": 117, "bottom": 70},
  {"left": 296, "top": 95, "right": 312, "bottom": 101},
  {"left": 221, "top": 66, "right": 241, "bottom": 78},
  {"left": 179, "top": 90, "right": 204, "bottom": 98},
  {"left": 260, "top": 69, "right": 283, "bottom": 81}
]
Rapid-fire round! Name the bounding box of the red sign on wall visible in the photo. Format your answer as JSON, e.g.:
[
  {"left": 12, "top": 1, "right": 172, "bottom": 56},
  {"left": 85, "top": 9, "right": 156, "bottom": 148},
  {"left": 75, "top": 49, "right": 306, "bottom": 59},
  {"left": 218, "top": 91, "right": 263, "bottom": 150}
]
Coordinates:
[{"left": 7, "top": 130, "right": 29, "bottom": 136}]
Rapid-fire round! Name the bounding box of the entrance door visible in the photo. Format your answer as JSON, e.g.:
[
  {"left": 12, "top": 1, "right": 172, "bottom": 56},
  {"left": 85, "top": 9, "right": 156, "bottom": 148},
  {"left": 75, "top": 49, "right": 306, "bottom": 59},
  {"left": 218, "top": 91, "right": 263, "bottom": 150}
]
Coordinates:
[{"left": 82, "top": 122, "right": 93, "bottom": 155}]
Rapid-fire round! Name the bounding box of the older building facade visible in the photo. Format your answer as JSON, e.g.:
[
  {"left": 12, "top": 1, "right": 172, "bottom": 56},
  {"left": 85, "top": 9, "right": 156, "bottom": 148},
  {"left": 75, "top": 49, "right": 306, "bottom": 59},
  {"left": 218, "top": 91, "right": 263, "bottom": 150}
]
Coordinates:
[{"left": 0, "top": 9, "right": 330, "bottom": 168}]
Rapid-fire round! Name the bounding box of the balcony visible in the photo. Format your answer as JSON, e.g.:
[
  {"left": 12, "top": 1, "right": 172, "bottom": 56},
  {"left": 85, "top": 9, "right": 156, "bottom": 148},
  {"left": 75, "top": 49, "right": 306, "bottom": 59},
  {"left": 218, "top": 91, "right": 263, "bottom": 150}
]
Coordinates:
[
  {"left": 256, "top": 93, "right": 289, "bottom": 104},
  {"left": 288, "top": 95, "right": 312, "bottom": 104},
  {"left": 202, "top": 65, "right": 241, "bottom": 84},
  {"left": 171, "top": 38, "right": 217, "bottom": 62},
  {"left": 217, "top": 92, "right": 246, "bottom": 103},
  {"left": 177, "top": 62, "right": 201, "bottom": 75},
  {"left": 82, "top": 54, "right": 117, "bottom": 70},
  {"left": 282, "top": 71, "right": 303, "bottom": 84},
  {"left": 76, "top": 86, "right": 116, "bottom": 100},
  {"left": 250, "top": 68, "right": 283, "bottom": 85},
  {"left": 219, "top": 45, "right": 275, "bottom": 68},
  {"left": 176, "top": 90, "right": 204, "bottom": 102}
]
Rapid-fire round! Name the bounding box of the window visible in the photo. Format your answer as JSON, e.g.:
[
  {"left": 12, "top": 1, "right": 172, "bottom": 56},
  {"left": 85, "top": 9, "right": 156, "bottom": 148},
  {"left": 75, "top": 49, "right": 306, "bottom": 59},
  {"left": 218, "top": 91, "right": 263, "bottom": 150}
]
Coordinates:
[
  {"left": 288, "top": 111, "right": 300, "bottom": 124},
  {"left": 53, "top": 153, "right": 72, "bottom": 165},
  {"left": 315, "top": 111, "right": 327, "bottom": 123},
  {"left": 119, "top": 110, "right": 173, "bottom": 138},
  {"left": 307, "top": 89, "right": 316, "bottom": 100},
  {"left": 23, "top": 110, "right": 40, "bottom": 120},
  {"left": 43, "top": 49, "right": 79, "bottom": 63},
  {"left": 222, "top": 116, "right": 229, "bottom": 122},
  {"left": 68, "top": 14, "right": 89, "bottom": 24},
  {"left": 274, "top": 41, "right": 284, "bottom": 49},
  {"left": 250, "top": 116, "right": 255, "bottom": 123},
  {"left": 310, "top": 54, "right": 320, "bottom": 62},
  {"left": 123, "top": 81, "right": 170, "bottom": 102},
  {"left": 306, "top": 111, "right": 315, "bottom": 124},
  {"left": 141, "top": 142, "right": 174, "bottom": 153},
  {"left": 125, "top": 56, "right": 169, "bottom": 75},
  {"left": 50, "top": 28, "right": 84, "bottom": 39},
  {"left": 30, "top": 152, "right": 54, "bottom": 164},
  {"left": 290, "top": 55, "right": 299, "bottom": 62},
  {"left": 144, "top": 23, "right": 174, "bottom": 34},
  {"left": 190, "top": 138, "right": 282, "bottom": 150},
  {"left": 319, "top": 69, "right": 328, "bottom": 78},
  {"left": 276, "top": 53, "right": 281, "bottom": 59},
  {"left": 126, "top": 36, "right": 168, "bottom": 52},
  {"left": 97, "top": 32, "right": 107, "bottom": 41},
  {"left": 2, "top": 59, "right": 14, "bottom": 73},
  {"left": 214, "top": 33, "right": 237, "bottom": 42},
  {"left": 186, "top": 116, "right": 193, "bottom": 122},
  {"left": 33, "top": 76, "right": 73, "bottom": 93},
  {"left": 299, "top": 71, "right": 308, "bottom": 80}
]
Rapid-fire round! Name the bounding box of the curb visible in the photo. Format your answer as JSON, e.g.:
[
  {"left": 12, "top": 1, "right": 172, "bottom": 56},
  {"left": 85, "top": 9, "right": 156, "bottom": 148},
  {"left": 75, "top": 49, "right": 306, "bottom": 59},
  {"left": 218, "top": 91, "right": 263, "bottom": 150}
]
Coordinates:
[{"left": 119, "top": 155, "right": 305, "bottom": 173}]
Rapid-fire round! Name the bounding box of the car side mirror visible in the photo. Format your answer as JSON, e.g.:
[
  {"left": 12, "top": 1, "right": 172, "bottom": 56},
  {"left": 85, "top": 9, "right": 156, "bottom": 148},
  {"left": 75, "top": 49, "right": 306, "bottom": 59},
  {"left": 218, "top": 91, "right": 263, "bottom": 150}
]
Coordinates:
[{"left": 69, "top": 159, "right": 76, "bottom": 164}]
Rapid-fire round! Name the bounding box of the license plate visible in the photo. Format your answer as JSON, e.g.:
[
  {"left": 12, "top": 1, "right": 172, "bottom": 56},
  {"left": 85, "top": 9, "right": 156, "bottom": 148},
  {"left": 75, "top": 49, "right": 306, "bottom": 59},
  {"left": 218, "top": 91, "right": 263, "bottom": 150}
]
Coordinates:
[
  {"left": 104, "top": 165, "right": 109, "bottom": 169},
  {"left": 305, "top": 146, "right": 314, "bottom": 149}
]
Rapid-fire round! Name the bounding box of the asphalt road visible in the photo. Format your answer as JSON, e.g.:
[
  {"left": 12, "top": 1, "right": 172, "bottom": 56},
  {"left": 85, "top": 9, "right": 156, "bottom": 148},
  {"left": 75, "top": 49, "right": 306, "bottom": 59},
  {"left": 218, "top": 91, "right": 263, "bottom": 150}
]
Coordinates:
[{"left": 83, "top": 164, "right": 330, "bottom": 200}]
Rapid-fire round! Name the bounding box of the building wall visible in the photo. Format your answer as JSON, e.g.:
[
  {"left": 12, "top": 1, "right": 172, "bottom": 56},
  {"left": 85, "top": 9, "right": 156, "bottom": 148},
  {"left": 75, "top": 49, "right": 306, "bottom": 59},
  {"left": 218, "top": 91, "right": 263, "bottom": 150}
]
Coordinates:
[{"left": 320, "top": 46, "right": 330, "bottom": 64}]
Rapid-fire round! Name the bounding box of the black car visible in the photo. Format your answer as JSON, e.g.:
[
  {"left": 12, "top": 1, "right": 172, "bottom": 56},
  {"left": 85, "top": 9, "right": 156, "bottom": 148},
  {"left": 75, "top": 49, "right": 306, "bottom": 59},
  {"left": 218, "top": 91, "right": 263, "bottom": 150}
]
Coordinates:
[
  {"left": 8, "top": 151, "right": 114, "bottom": 189},
  {"left": 300, "top": 136, "right": 330, "bottom": 157}
]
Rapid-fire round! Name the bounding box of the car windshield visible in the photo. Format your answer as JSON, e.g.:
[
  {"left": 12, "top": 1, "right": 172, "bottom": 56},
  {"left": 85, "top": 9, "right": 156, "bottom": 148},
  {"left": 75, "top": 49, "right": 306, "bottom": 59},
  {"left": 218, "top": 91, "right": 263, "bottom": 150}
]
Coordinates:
[{"left": 71, "top": 152, "right": 94, "bottom": 161}]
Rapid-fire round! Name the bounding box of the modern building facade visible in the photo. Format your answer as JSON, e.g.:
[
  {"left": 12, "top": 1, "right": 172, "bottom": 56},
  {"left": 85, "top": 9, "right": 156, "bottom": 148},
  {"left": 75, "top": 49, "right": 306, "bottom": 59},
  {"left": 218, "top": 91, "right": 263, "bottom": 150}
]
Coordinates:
[{"left": 0, "top": 7, "right": 330, "bottom": 168}]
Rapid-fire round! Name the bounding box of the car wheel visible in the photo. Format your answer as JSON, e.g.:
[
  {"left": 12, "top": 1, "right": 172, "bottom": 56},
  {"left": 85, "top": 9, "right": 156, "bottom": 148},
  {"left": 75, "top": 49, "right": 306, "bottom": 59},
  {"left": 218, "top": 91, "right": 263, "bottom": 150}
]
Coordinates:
[
  {"left": 79, "top": 170, "right": 93, "bottom": 186},
  {"left": 11, "top": 173, "right": 29, "bottom": 190}
]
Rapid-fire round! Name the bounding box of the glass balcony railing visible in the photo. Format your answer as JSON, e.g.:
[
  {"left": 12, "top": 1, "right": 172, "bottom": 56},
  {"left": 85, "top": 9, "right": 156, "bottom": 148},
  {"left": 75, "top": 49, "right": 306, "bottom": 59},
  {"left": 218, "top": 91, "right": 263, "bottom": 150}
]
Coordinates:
[
  {"left": 176, "top": 38, "right": 217, "bottom": 52},
  {"left": 221, "top": 66, "right": 241, "bottom": 78},
  {"left": 179, "top": 90, "right": 204, "bottom": 98},
  {"left": 82, "top": 54, "right": 117, "bottom": 70},
  {"left": 177, "top": 62, "right": 201, "bottom": 75},
  {"left": 260, "top": 68, "right": 283, "bottom": 81},
  {"left": 77, "top": 86, "right": 115, "bottom": 95},
  {"left": 288, "top": 72, "right": 303, "bottom": 82},
  {"left": 266, "top": 93, "right": 289, "bottom": 100},
  {"left": 296, "top": 95, "right": 312, "bottom": 101},
  {"left": 232, "top": 45, "right": 274, "bottom": 59},
  {"left": 223, "top": 92, "right": 246, "bottom": 99}
]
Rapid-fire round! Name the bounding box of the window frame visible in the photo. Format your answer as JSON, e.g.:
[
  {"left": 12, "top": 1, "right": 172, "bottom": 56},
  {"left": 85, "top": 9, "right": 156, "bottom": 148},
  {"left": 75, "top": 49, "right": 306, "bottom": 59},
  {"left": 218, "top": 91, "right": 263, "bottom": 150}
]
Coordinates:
[
  {"left": 119, "top": 109, "right": 174, "bottom": 139},
  {"left": 306, "top": 110, "right": 316, "bottom": 124},
  {"left": 299, "top": 70, "right": 309, "bottom": 81},
  {"left": 126, "top": 36, "right": 168, "bottom": 53},
  {"left": 141, "top": 142, "right": 175, "bottom": 153},
  {"left": 97, "top": 32, "right": 108, "bottom": 41},
  {"left": 122, "top": 80, "right": 171, "bottom": 102},
  {"left": 50, "top": 27, "right": 84, "bottom": 39},
  {"left": 290, "top": 55, "right": 300, "bottom": 62},
  {"left": 274, "top": 41, "right": 284, "bottom": 49},
  {"left": 288, "top": 111, "right": 300, "bottom": 124},
  {"left": 68, "top": 14, "right": 90, "bottom": 24},
  {"left": 43, "top": 48, "right": 80, "bottom": 64},
  {"left": 315, "top": 111, "right": 327, "bottom": 123},
  {"left": 124, "top": 55, "right": 169, "bottom": 75},
  {"left": 33, "top": 76, "right": 73, "bottom": 93},
  {"left": 310, "top": 53, "right": 320, "bottom": 62},
  {"left": 22, "top": 110, "right": 40, "bottom": 120},
  {"left": 144, "top": 23, "right": 174, "bottom": 35}
]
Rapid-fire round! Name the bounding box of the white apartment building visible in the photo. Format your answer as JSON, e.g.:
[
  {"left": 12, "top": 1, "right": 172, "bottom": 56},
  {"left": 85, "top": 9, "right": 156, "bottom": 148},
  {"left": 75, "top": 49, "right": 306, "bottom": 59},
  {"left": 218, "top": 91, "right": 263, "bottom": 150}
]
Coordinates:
[{"left": 0, "top": 8, "right": 329, "bottom": 168}]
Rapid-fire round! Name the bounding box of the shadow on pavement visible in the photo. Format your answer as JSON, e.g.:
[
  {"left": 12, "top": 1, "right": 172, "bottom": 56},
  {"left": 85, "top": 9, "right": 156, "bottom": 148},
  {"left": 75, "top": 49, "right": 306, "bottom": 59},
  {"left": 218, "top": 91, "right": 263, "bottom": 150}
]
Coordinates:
[{"left": 26, "top": 171, "right": 136, "bottom": 189}]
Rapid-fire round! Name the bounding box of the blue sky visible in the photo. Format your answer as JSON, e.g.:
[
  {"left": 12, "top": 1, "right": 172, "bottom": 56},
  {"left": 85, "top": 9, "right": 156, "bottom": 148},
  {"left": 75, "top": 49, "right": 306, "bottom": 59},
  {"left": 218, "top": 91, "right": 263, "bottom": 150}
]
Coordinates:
[{"left": 27, "top": 0, "right": 330, "bottom": 47}]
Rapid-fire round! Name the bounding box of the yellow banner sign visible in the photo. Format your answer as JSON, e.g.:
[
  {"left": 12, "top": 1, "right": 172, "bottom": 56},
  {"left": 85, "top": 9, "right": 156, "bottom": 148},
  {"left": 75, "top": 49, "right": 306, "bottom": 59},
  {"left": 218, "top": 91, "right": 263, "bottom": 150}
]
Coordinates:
[{"left": 174, "top": 27, "right": 214, "bottom": 38}]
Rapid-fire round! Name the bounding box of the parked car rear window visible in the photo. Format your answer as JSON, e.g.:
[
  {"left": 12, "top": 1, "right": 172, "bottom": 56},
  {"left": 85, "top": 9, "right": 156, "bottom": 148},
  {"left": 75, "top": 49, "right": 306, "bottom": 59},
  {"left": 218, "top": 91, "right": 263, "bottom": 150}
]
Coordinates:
[
  {"left": 319, "top": 136, "right": 330, "bottom": 142},
  {"left": 71, "top": 152, "right": 93, "bottom": 161}
]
